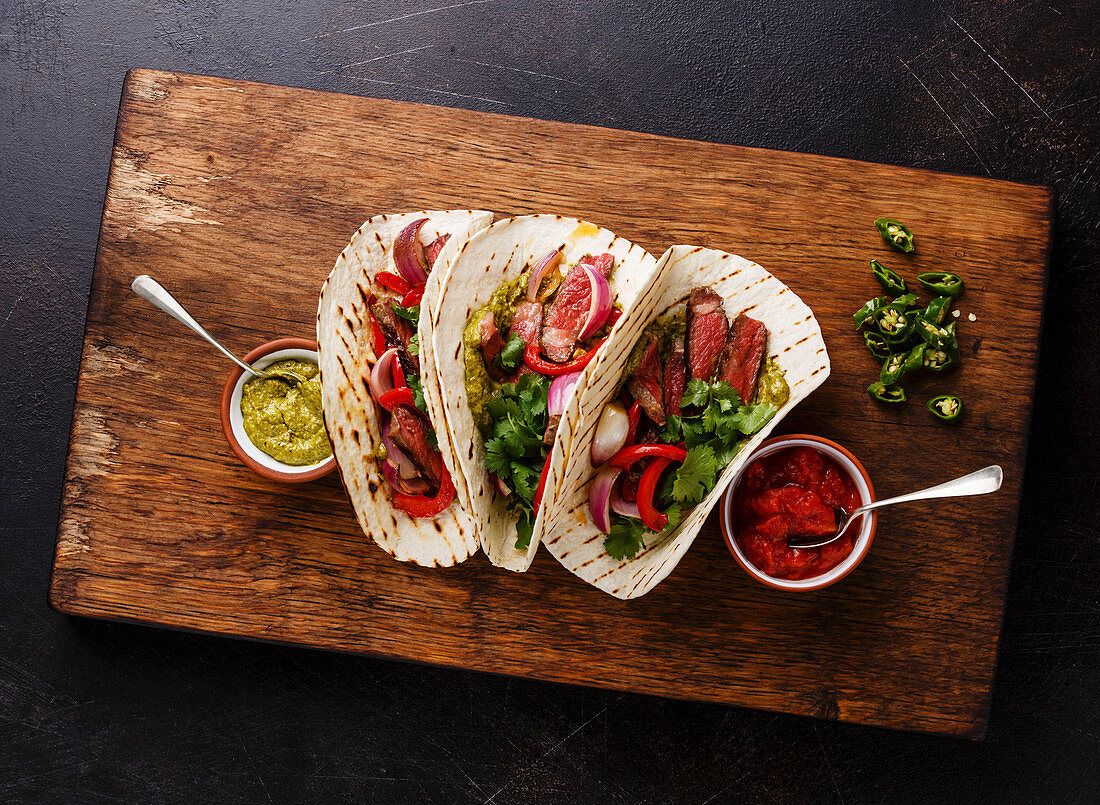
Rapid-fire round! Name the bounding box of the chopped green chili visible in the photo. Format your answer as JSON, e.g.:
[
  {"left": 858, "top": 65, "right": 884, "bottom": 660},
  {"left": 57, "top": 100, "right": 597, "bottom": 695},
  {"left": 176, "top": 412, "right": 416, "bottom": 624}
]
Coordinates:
[
  {"left": 854, "top": 296, "right": 891, "bottom": 329},
  {"left": 922, "top": 343, "right": 960, "bottom": 371},
  {"left": 867, "top": 381, "right": 907, "bottom": 403},
  {"left": 923, "top": 295, "right": 952, "bottom": 325},
  {"left": 875, "top": 217, "right": 916, "bottom": 253},
  {"left": 863, "top": 331, "right": 892, "bottom": 362},
  {"left": 874, "top": 303, "right": 916, "bottom": 344},
  {"left": 927, "top": 395, "right": 963, "bottom": 423},
  {"left": 917, "top": 271, "right": 964, "bottom": 297},
  {"left": 916, "top": 316, "right": 955, "bottom": 348},
  {"left": 870, "top": 259, "right": 908, "bottom": 294}
]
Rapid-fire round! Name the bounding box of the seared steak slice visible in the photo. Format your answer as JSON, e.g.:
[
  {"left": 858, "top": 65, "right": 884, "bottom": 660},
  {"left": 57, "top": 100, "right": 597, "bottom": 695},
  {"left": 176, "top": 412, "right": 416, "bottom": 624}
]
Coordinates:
[
  {"left": 686, "top": 287, "right": 728, "bottom": 381},
  {"left": 389, "top": 405, "right": 442, "bottom": 486},
  {"left": 718, "top": 313, "right": 769, "bottom": 404},
  {"left": 501, "top": 302, "right": 543, "bottom": 382},
  {"left": 577, "top": 252, "right": 615, "bottom": 277},
  {"left": 627, "top": 334, "right": 666, "bottom": 426},
  {"left": 663, "top": 334, "right": 686, "bottom": 417},
  {"left": 543, "top": 413, "right": 561, "bottom": 446},
  {"left": 479, "top": 310, "right": 506, "bottom": 369},
  {"left": 370, "top": 297, "right": 420, "bottom": 373},
  {"left": 542, "top": 261, "right": 596, "bottom": 362},
  {"left": 425, "top": 233, "right": 451, "bottom": 267}
]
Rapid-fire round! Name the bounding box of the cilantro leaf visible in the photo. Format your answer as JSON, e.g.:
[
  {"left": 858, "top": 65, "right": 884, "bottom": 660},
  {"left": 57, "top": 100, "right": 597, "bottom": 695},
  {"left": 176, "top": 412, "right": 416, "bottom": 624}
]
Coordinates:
[
  {"left": 392, "top": 303, "right": 420, "bottom": 324},
  {"left": 408, "top": 333, "right": 419, "bottom": 356},
  {"left": 672, "top": 444, "right": 719, "bottom": 506},
  {"left": 605, "top": 516, "right": 647, "bottom": 560},
  {"left": 497, "top": 333, "right": 526, "bottom": 371},
  {"left": 661, "top": 414, "right": 683, "bottom": 443},
  {"left": 660, "top": 504, "right": 684, "bottom": 538},
  {"left": 515, "top": 509, "right": 535, "bottom": 551},
  {"left": 482, "top": 374, "right": 550, "bottom": 516},
  {"left": 681, "top": 378, "right": 712, "bottom": 408}
]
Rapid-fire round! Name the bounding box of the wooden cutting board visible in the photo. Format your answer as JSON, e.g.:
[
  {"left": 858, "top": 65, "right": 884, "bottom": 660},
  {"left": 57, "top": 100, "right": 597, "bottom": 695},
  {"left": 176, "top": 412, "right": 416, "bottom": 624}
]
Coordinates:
[{"left": 51, "top": 69, "right": 1051, "bottom": 738}]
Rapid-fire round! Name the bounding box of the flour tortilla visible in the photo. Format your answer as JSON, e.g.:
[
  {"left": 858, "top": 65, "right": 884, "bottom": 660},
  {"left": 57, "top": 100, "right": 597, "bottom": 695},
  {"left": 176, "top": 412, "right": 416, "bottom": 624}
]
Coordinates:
[
  {"left": 317, "top": 210, "right": 493, "bottom": 567},
  {"left": 424, "top": 215, "right": 660, "bottom": 571},
  {"left": 543, "top": 246, "right": 831, "bottom": 598}
]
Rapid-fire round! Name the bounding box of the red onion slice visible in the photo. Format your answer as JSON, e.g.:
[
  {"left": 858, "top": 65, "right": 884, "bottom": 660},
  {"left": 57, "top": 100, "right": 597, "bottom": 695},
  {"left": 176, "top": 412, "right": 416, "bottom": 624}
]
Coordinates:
[
  {"left": 526, "top": 249, "right": 563, "bottom": 302},
  {"left": 577, "top": 265, "right": 613, "bottom": 340},
  {"left": 393, "top": 218, "right": 430, "bottom": 285},
  {"left": 369, "top": 347, "right": 399, "bottom": 401},
  {"left": 610, "top": 477, "right": 642, "bottom": 519},
  {"left": 591, "top": 401, "right": 629, "bottom": 465},
  {"left": 588, "top": 465, "right": 623, "bottom": 533},
  {"left": 548, "top": 371, "right": 582, "bottom": 418},
  {"left": 490, "top": 473, "right": 512, "bottom": 498}
]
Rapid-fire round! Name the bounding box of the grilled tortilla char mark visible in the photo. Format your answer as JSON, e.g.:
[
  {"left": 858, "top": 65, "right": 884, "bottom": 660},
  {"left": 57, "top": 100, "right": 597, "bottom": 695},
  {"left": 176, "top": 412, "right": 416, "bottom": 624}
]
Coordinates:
[
  {"left": 686, "top": 287, "right": 728, "bottom": 381},
  {"left": 663, "top": 334, "right": 686, "bottom": 416},
  {"left": 389, "top": 405, "right": 443, "bottom": 486},
  {"left": 627, "top": 334, "right": 666, "bottom": 425},
  {"left": 718, "top": 313, "right": 769, "bottom": 404},
  {"left": 541, "top": 253, "right": 614, "bottom": 362},
  {"left": 370, "top": 296, "right": 420, "bottom": 375}
]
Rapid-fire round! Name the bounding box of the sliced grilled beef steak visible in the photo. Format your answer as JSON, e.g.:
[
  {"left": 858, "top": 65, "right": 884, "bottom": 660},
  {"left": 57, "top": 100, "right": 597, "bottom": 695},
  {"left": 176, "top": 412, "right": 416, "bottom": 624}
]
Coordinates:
[
  {"left": 425, "top": 233, "right": 450, "bottom": 267},
  {"left": 478, "top": 310, "right": 505, "bottom": 369},
  {"left": 389, "top": 405, "right": 442, "bottom": 486},
  {"left": 627, "top": 334, "right": 666, "bottom": 425},
  {"left": 541, "top": 261, "right": 596, "bottom": 362},
  {"left": 718, "top": 313, "right": 769, "bottom": 404},
  {"left": 370, "top": 297, "right": 420, "bottom": 373},
  {"left": 663, "top": 334, "right": 686, "bottom": 416},
  {"left": 686, "top": 287, "right": 728, "bottom": 381}
]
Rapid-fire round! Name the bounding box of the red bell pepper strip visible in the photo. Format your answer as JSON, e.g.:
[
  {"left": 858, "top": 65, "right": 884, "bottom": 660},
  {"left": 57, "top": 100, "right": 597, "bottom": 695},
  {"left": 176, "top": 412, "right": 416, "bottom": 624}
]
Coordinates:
[
  {"left": 523, "top": 337, "right": 606, "bottom": 377},
  {"left": 637, "top": 457, "right": 673, "bottom": 532},
  {"left": 533, "top": 451, "right": 553, "bottom": 509},
  {"left": 378, "top": 387, "right": 415, "bottom": 411},
  {"left": 625, "top": 401, "right": 642, "bottom": 445},
  {"left": 393, "top": 467, "right": 456, "bottom": 518},
  {"left": 391, "top": 359, "right": 406, "bottom": 389},
  {"left": 369, "top": 314, "right": 386, "bottom": 357},
  {"left": 375, "top": 271, "right": 412, "bottom": 295},
  {"left": 401, "top": 285, "right": 425, "bottom": 308},
  {"left": 608, "top": 443, "right": 687, "bottom": 470}
]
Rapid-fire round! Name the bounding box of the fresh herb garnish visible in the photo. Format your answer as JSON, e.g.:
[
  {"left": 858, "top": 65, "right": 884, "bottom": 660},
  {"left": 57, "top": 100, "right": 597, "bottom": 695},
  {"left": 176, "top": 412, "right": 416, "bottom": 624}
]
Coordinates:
[
  {"left": 392, "top": 303, "right": 420, "bottom": 324},
  {"left": 497, "top": 333, "right": 526, "bottom": 371},
  {"left": 408, "top": 333, "right": 419, "bottom": 356},
  {"left": 483, "top": 374, "right": 550, "bottom": 539},
  {"left": 605, "top": 516, "right": 647, "bottom": 561}
]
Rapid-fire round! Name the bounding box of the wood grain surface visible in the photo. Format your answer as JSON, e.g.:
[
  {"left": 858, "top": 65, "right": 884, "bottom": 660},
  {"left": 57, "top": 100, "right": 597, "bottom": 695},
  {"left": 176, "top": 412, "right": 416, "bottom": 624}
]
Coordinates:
[{"left": 51, "top": 69, "right": 1051, "bottom": 738}]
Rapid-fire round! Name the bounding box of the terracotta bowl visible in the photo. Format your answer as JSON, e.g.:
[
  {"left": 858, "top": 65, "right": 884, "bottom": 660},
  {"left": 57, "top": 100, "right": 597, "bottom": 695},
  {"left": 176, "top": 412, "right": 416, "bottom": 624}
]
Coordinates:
[
  {"left": 220, "top": 337, "right": 336, "bottom": 483},
  {"left": 719, "top": 434, "right": 877, "bottom": 591}
]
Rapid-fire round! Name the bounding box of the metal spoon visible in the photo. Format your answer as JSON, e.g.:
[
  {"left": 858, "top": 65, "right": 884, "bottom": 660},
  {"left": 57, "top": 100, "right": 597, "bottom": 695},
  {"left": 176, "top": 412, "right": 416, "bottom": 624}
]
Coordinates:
[
  {"left": 130, "top": 275, "right": 304, "bottom": 383},
  {"left": 786, "top": 464, "right": 1004, "bottom": 549}
]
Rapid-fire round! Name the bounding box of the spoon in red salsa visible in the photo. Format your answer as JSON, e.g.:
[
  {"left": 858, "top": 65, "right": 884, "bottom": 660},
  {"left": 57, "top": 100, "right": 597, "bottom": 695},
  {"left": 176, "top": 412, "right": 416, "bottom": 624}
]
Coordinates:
[{"left": 786, "top": 464, "right": 1003, "bottom": 549}]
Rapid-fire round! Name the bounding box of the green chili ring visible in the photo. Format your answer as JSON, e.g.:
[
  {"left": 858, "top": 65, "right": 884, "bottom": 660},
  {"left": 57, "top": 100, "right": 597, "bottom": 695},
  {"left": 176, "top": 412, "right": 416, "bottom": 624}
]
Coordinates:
[
  {"left": 923, "top": 296, "right": 953, "bottom": 325},
  {"left": 874, "top": 217, "right": 916, "bottom": 254},
  {"left": 870, "top": 259, "right": 908, "bottom": 294},
  {"left": 917, "top": 271, "right": 965, "bottom": 297},
  {"left": 867, "top": 381, "right": 907, "bottom": 404},
  {"left": 927, "top": 395, "right": 963, "bottom": 423},
  {"left": 864, "top": 331, "right": 891, "bottom": 362},
  {"left": 922, "top": 342, "right": 960, "bottom": 371},
  {"left": 854, "top": 296, "right": 891, "bottom": 329}
]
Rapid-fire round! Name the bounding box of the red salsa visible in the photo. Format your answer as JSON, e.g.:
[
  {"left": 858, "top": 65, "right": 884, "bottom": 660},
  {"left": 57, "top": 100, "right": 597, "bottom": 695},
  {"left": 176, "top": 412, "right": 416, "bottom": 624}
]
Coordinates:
[{"left": 732, "top": 446, "right": 863, "bottom": 580}]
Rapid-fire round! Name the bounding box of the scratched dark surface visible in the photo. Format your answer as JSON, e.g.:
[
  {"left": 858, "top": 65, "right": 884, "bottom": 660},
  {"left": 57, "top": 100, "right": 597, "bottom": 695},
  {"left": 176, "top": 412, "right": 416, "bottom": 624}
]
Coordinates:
[{"left": 1, "top": 0, "right": 1097, "bottom": 802}]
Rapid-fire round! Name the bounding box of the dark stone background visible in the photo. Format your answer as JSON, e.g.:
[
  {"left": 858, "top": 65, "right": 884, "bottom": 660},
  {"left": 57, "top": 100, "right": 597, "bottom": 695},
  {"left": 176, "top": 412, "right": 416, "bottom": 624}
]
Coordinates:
[{"left": 2, "top": 1, "right": 1097, "bottom": 801}]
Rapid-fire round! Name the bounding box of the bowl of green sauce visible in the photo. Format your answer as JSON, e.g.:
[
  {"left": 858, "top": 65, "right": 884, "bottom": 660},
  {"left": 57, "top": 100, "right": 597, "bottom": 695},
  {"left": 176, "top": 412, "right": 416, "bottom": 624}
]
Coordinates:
[{"left": 220, "top": 337, "right": 336, "bottom": 482}]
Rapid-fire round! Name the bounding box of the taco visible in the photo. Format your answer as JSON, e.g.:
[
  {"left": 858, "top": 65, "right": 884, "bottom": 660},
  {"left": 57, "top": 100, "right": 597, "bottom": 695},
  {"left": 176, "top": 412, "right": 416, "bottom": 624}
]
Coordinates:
[
  {"left": 317, "top": 210, "right": 493, "bottom": 567},
  {"left": 543, "top": 246, "right": 830, "bottom": 598},
  {"left": 423, "top": 215, "right": 660, "bottom": 571}
]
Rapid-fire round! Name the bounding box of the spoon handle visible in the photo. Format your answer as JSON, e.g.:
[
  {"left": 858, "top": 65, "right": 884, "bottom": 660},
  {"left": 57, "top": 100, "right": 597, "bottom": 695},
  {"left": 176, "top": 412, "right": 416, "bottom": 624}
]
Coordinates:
[
  {"left": 853, "top": 465, "right": 1003, "bottom": 518},
  {"left": 131, "top": 275, "right": 264, "bottom": 378}
]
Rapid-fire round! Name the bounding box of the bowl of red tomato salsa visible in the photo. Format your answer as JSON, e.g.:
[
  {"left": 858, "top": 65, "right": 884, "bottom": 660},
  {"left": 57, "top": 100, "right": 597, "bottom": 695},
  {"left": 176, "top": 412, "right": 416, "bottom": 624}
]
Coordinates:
[{"left": 719, "top": 435, "right": 876, "bottom": 590}]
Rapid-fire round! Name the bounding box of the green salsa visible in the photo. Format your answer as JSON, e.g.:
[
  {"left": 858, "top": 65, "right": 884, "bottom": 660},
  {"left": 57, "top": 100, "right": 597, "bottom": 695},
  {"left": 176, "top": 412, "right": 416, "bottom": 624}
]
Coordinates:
[
  {"left": 240, "top": 359, "right": 331, "bottom": 466},
  {"left": 755, "top": 357, "right": 790, "bottom": 408},
  {"left": 463, "top": 273, "right": 528, "bottom": 435}
]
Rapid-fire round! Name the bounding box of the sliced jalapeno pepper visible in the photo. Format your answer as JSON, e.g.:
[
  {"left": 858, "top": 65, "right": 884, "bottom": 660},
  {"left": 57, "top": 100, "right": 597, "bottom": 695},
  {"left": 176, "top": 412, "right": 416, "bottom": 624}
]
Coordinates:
[
  {"left": 867, "top": 381, "right": 907, "bottom": 403},
  {"left": 879, "top": 342, "right": 926, "bottom": 384},
  {"left": 893, "top": 293, "right": 918, "bottom": 309},
  {"left": 923, "top": 295, "right": 952, "bottom": 325},
  {"left": 854, "top": 296, "right": 891, "bottom": 329},
  {"left": 875, "top": 217, "right": 916, "bottom": 253},
  {"left": 922, "top": 342, "right": 960, "bottom": 371},
  {"left": 916, "top": 316, "right": 955, "bottom": 348},
  {"left": 870, "top": 259, "right": 908, "bottom": 294},
  {"left": 917, "top": 271, "right": 964, "bottom": 297},
  {"left": 873, "top": 304, "right": 916, "bottom": 343},
  {"left": 863, "top": 331, "right": 891, "bottom": 362},
  {"left": 927, "top": 395, "right": 963, "bottom": 423}
]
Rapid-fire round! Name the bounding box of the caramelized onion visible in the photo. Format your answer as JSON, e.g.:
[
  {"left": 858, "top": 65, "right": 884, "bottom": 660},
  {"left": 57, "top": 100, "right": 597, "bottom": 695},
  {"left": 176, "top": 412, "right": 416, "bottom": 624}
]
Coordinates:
[
  {"left": 591, "top": 401, "right": 629, "bottom": 465},
  {"left": 526, "top": 249, "right": 563, "bottom": 302},
  {"left": 393, "top": 218, "right": 430, "bottom": 285}
]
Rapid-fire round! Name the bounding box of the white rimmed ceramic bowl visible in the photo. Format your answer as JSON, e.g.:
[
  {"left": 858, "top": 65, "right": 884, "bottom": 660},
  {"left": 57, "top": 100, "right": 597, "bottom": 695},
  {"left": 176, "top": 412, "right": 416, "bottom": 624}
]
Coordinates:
[
  {"left": 220, "top": 337, "right": 336, "bottom": 483},
  {"left": 719, "top": 434, "right": 877, "bottom": 591}
]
